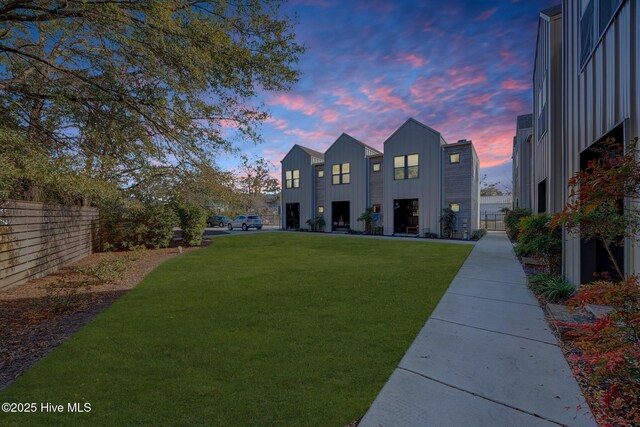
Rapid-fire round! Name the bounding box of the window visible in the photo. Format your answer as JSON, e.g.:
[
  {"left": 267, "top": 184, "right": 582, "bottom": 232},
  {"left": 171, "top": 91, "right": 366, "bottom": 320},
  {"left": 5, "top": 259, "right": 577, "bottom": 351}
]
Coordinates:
[
  {"left": 599, "top": 0, "right": 623, "bottom": 35},
  {"left": 394, "top": 154, "right": 419, "bottom": 180},
  {"left": 580, "top": 0, "right": 623, "bottom": 68},
  {"left": 372, "top": 162, "right": 381, "bottom": 172},
  {"left": 372, "top": 204, "right": 381, "bottom": 213},
  {"left": 580, "top": 0, "right": 595, "bottom": 67},
  {"left": 449, "top": 153, "right": 460, "bottom": 164},
  {"left": 318, "top": 205, "right": 324, "bottom": 214},
  {"left": 317, "top": 169, "right": 324, "bottom": 178},
  {"left": 537, "top": 73, "right": 548, "bottom": 139},
  {"left": 285, "top": 170, "right": 299, "bottom": 189},
  {"left": 332, "top": 163, "right": 350, "bottom": 185},
  {"left": 450, "top": 203, "right": 460, "bottom": 213}
]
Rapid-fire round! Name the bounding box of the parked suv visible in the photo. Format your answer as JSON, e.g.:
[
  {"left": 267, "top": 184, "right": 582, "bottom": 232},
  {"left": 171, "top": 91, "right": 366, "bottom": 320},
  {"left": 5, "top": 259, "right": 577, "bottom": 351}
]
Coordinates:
[
  {"left": 207, "top": 215, "right": 229, "bottom": 227},
  {"left": 228, "top": 215, "right": 263, "bottom": 231}
]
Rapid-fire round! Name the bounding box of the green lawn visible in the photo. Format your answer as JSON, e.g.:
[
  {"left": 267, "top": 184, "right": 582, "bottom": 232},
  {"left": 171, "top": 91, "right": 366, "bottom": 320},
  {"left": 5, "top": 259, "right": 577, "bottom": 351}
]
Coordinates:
[{"left": 1, "top": 233, "right": 471, "bottom": 426}]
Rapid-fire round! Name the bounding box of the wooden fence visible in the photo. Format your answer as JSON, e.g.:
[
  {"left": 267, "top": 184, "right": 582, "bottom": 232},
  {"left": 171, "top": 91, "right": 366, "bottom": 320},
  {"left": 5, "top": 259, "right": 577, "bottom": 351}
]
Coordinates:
[{"left": 0, "top": 200, "right": 99, "bottom": 290}]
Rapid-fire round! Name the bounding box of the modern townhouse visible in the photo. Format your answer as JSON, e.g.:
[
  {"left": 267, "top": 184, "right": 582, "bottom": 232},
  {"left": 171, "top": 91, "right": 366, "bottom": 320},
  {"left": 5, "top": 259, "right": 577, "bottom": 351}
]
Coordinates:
[
  {"left": 561, "top": 0, "right": 639, "bottom": 283},
  {"left": 511, "top": 114, "right": 534, "bottom": 210},
  {"left": 281, "top": 118, "right": 480, "bottom": 237},
  {"left": 516, "top": 0, "right": 638, "bottom": 283},
  {"left": 532, "top": 5, "right": 564, "bottom": 215}
]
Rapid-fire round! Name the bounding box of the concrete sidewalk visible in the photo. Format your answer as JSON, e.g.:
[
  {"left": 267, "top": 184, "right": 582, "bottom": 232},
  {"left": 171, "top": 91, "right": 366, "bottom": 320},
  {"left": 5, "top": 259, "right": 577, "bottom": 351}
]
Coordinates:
[{"left": 360, "top": 232, "right": 595, "bottom": 427}]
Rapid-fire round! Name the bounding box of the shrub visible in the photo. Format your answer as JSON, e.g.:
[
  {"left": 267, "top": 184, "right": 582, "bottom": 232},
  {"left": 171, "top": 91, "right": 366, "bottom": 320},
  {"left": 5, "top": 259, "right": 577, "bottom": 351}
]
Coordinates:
[
  {"left": 528, "top": 273, "right": 575, "bottom": 302},
  {"left": 502, "top": 207, "right": 531, "bottom": 241},
  {"left": 515, "top": 214, "right": 562, "bottom": 274},
  {"left": 470, "top": 229, "right": 487, "bottom": 241},
  {"left": 175, "top": 203, "right": 207, "bottom": 246},
  {"left": 439, "top": 208, "right": 457, "bottom": 239},
  {"left": 101, "top": 201, "right": 177, "bottom": 250},
  {"left": 305, "top": 215, "right": 326, "bottom": 232},
  {"left": 424, "top": 232, "right": 439, "bottom": 239},
  {"left": 563, "top": 276, "right": 640, "bottom": 425},
  {"left": 357, "top": 207, "right": 374, "bottom": 234}
]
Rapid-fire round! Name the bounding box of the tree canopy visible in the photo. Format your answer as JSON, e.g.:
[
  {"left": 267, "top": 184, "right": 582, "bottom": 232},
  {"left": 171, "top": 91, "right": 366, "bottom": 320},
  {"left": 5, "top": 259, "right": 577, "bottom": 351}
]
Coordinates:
[{"left": 0, "top": 0, "right": 303, "bottom": 204}]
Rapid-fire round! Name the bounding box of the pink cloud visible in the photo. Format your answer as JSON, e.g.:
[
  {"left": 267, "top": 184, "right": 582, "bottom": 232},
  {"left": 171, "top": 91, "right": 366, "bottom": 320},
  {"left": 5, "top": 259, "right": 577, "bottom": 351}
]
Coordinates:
[
  {"left": 265, "top": 116, "right": 290, "bottom": 130},
  {"left": 447, "top": 67, "right": 487, "bottom": 89},
  {"left": 475, "top": 8, "right": 498, "bottom": 21},
  {"left": 360, "top": 85, "right": 416, "bottom": 115},
  {"left": 501, "top": 78, "right": 530, "bottom": 91},
  {"left": 466, "top": 93, "right": 493, "bottom": 106},
  {"left": 268, "top": 93, "right": 318, "bottom": 116},
  {"left": 386, "top": 53, "right": 428, "bottom": 68},
  {"left": 321, "top": 109, "right": 339, "bottom": 122}
]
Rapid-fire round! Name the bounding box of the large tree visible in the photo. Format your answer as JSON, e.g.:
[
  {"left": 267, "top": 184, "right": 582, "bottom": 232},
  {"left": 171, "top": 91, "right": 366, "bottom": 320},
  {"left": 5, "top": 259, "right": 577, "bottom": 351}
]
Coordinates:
[{"left": 0, "top": 0, "right": 303, "bottom": 197}]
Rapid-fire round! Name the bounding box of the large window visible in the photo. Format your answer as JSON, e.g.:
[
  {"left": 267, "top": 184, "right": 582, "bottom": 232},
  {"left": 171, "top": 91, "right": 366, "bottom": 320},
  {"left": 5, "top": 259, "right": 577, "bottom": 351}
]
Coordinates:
[
  {"left": 332, "top": 163, "right": 350, "bottom": 185},
  {"left": 581, "top": 0, "right": 623, "bottom": 67},
  {"left": 537, "top": 73, "right": 548, "bottom": 139},
  {"left": 285, "top": 170, "right": 299, "bottom": 189},
  {"left": 580, "top": 0, "right": 595, "bottom": 67},
  {"left": 599, "top": 0, "right": 623, "bottom": 33},
  {"left": 394, "top": 154, "right": 419, "bottom": 180}
]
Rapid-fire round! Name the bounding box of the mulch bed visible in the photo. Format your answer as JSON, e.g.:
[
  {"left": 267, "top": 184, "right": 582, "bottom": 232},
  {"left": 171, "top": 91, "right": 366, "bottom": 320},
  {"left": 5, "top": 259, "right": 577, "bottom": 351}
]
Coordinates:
[
  {"left": 513, "top": 249, "right": 610, "bottom": 425},
  {"left": 0, "top": 246, "right": 198, "bottom": 391},
  {"left": 0, "top": 291, "right": 125, "bottom": 390}
]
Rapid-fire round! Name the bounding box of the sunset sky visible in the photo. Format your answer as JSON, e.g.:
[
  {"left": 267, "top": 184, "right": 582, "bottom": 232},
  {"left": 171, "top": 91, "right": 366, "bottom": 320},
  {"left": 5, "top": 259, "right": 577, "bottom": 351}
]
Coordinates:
[{"left": 223, "top": 0, "right": 558, "bottom": 189}]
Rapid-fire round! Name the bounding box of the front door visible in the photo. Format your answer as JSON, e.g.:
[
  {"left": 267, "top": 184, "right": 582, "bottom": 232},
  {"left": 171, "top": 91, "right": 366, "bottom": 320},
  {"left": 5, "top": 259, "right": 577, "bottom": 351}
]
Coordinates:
[
  {"left": 394, "top": 199, "right": 419, "bottom": 233},
  {"left": 332, "top": 201, "right": 350, "bottom": 231},
  {"left": 286, "top": 203, "right": 300, "bottom": 229}
]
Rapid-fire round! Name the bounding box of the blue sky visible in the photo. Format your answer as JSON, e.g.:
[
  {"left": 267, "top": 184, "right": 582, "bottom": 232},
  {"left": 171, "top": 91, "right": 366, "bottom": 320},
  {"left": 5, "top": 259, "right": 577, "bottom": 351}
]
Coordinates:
[{"left": 220, "top": 0, "right": 558, "bottom": 189}]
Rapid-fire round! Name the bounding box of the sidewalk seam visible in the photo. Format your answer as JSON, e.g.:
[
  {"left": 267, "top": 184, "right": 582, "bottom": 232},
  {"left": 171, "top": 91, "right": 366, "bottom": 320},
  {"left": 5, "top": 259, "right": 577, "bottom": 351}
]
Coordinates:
[
  {"left": 446, "top": 291, "right": 540, "bottom": 307},
  {"left": 429, "top": 317, "right": 558, "bottom": 346},
  {"left": 457, "top": 275, "right": 527, "bottom": 285},
  {"left": 396, "top": 366, "right": 566, "bottom": 427}
]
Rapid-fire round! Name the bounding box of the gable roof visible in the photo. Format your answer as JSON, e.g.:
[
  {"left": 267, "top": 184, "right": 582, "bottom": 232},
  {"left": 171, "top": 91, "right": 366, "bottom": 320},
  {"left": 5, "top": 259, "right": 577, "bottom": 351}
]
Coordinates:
[
  {"left": 326, "top": 133, "right": 381, "bottom": 157},
  {"left": 298, "top": 145, "right": 324, "bottom": 159},
  {"left": 540, "top": 4, "right": 562, "bottom": 18},
  {"left": 382, "top": 117, "right": 441, "bottom": 146},
  {"left": 281, "top": 144, "right": 324, "bottom": 163}
]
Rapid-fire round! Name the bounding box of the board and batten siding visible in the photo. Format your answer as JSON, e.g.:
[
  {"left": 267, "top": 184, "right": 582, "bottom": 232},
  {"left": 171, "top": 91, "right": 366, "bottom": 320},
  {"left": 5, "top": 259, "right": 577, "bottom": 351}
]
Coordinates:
[
  {"left": 533, "top": 8, "right": 564, "bottom": 214},
  {"left": 562, "top": 0, "right": 639, "bottom": 283},
  {"left": 0, "top": 201, "right": 99, "bottom": 290},
  {"left": 314, "top": 164, "right": 325, "bottom": 217},
  {"left": 512, "top": 116, "right": 534, "bottom": 210},
  {"left": 369, "top": 155, "right": 384, "bottom": 208},
  {"left": 383, "top": 119, "right": 443, "bottom": 235},
  {"left": 323, "top": 134, "right": 368, "bottom": 233},
  {"left": 443, "top": 143, "right": 480, "bottom": 236},
  {"left": 281, "top": 145, "right": 316, "bottom": 229}
]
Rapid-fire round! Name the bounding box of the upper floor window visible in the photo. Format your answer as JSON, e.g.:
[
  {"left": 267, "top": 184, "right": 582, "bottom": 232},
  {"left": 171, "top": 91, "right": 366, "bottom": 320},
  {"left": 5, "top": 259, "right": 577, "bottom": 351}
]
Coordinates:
[
  {"left": 580, "top": 0, "right": 623, "bottom": 68},
  {"left": 372, "top": 162, "right": 381, "bottom": 172},
  {"left": 599, "top": 0, "right": 623, "bottom": 33},
  {"left": 317, "top": 169, "right": 324, "bottom": 178},
  {"left": 449, "top": 153, "right": 460, "bottom": 164},
  {"left": 285, "top": 170, "right": 299, "bottom": 189},
  {"left": 394, "top": 154, "right": 419, "bottom": 180},
  {"left": 332, "top": 163, "right": 350, "bottom": 185},
  {"left": 537, "top": 73, "right": 548, "bottom": 139}
]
